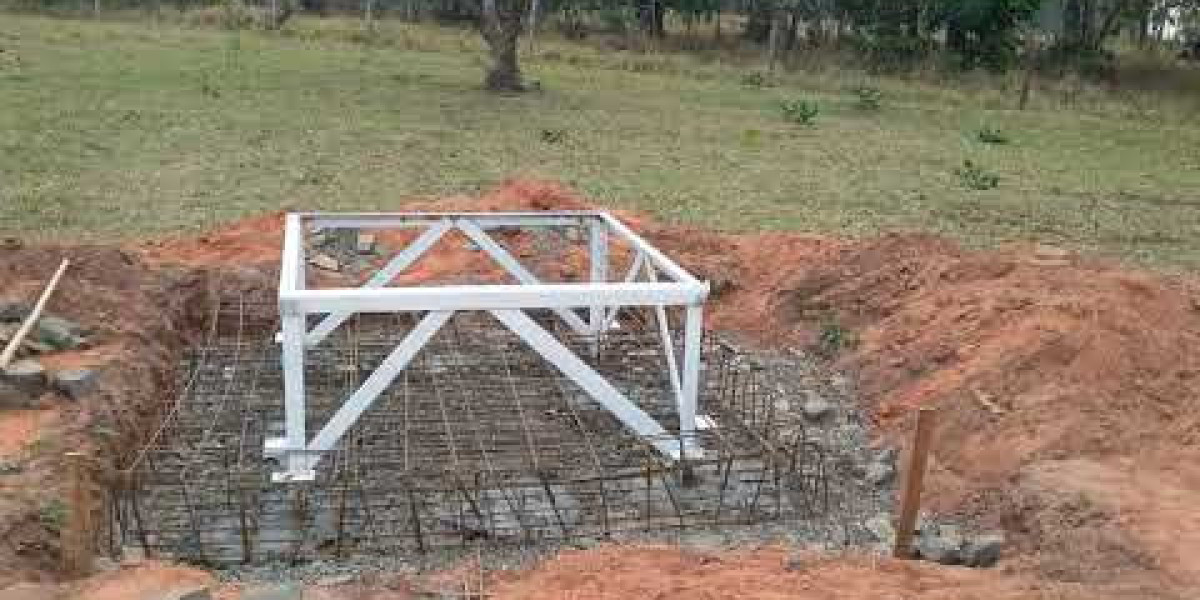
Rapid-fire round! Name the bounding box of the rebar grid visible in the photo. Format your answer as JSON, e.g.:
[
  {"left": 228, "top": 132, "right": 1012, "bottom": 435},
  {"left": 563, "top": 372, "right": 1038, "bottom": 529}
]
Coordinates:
[{"left": 112, "top": 297, "right": 829, "bottom": 566}]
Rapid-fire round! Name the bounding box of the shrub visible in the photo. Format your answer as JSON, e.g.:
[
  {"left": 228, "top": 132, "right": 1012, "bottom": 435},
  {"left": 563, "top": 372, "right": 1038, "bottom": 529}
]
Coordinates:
[
  {"left": 851, "top": 86, "right": 883, "bottom": 111},
  {"left": 739, "top": 71, "right": 773, "bottom": 88},
  {"left": 539, "top": 128, "right": 567, "bottom": 144},
  {"left": 779, "top": 99, "right": 819, "bottom": 126},
  {"left": 956, "top": 160, "right": 1000, "bottom": 190},
  {"left": 976, "top": 126, "right": 1010, "bottom": 144}
]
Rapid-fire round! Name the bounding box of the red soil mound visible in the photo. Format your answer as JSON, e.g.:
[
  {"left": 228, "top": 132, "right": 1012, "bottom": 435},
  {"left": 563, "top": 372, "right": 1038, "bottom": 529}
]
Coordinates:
[
  {"left": 486, "top": 545, "right": 1108, "bottom": 600},
  {"left": 74, "top": 178, "right": 1200, "bottom": 597}
]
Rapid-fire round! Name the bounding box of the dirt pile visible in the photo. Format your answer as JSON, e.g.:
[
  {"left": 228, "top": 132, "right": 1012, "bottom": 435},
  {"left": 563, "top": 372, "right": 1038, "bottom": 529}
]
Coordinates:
[
  {"left": 0, "top": 245, "right": 268, "bottom": 586},
  {"left": 485, "top": 545, "right": 1107, "bottom": 600},
  {"left": 4, "top": 179, "right": 1199, "bottom": 598},
  {"left": 129, "top": 179, "right": 1200, "bottom": 595}
]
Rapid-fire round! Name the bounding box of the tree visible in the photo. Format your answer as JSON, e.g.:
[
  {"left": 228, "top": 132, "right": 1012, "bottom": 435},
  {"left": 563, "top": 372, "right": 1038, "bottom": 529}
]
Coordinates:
[{"left": 480, "top": 0, "right": 530, "bottom": 91}]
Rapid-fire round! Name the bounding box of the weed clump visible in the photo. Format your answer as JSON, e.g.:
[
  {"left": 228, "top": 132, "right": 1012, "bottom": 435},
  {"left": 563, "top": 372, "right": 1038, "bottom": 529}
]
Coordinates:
[
  {"left": 976, "top": 126, "right": 1010, "bottom": 144},
  {"left": 779, "top": 99, "right": 819, "bottom": 126},
  {"left": 851, "top": 86, "right": 883, "bottom": 111},
  {"left": 956, "top": 160, "right": 1000, "bottom": 190}
]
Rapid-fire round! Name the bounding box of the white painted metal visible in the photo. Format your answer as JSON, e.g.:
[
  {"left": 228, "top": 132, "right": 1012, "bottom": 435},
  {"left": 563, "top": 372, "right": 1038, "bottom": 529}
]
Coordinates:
[
  {"left": 456, "top": 220, "right": 591, "bottom": 335},
  {"left": 280, "top": 214, "right": 305, "bottom": 297},
  {"left": 279, "top": 313, "right": 308, "bottom": 475},
  {"left": 282, "top": 282, "right": 703, "bottom": 314},
  {"left": 598, "top": 251, "right": 646, "bottom": 333},
  {"left": 490, "top": 308, "right": 681, "bottom": 459},
  {"left": 645, "top": 263, "right": 683, "bottom": 408},
  {"left": 303, "top": 211, "right": 596, "bottom": 230},
  {"left": 306, "top": 221, "right": 452, "bottom": 345},
  {"left": 272, "top": 211, "right": 708, "bottom": 480},
  {"left": 680, "top": 303, "right": 704, "bottom": 456},
  {"left": 588, "top": 219, "right": 609, "bottom": 334},
  {"left": 307, "top": 311, "right": 452, "bottom": 454},
  {"left": 598, "top": 212, "right": 699, "bottom": 285}
]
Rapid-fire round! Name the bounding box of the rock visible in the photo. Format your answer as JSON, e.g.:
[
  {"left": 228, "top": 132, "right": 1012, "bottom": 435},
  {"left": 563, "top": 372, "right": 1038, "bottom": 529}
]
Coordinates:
[
  {"left": 241, "top": 582, "right": 303, "bottom": 600},
  {"left": 315, "top": 574, "right": 355, "bottom": 587},
  {"left": 355, "top": 233, "right": 376, "bottom": 254},
  {"left": 120, "top": 545, "right": 146, "bottom": 567},
  {"left": 3, "top": 359, "right": 46, "bottom": 389},
  {"left": 53, "top": 368, "right": 98, "bottom": 400},
  {"left": 0, "top": 379, "right": 36, "bottom": 409},
  {"left": 864, "top": 514, "right": 895, "bottom": 546},
  {"left": 92, "top": 556, "right": 119, "bottom": 572},
  {"left": 166, "top": 587, "right": 213, "bottom": 600},
  {"left": 309, "top": 253, "right": 340, "bottom": 272},
  {"left": 34, "top": 316, "right": 87, "bottom": 350},
  {"left": 801, "top": 391, "right": 832, "bottom": 421},
  {"left": 873, "top": 446, "right": 898, "bottom": 465},
  {"left": 1030, "top": 244, "right": 1072, "bottom": 267},
  {"left": 0, "top": 302, "right": 28, "bottom": 322},
  {"left": 915, "top": 523, "right": 964, "bottom": 565},
  {"left": 961, "top": 533, "right": 1005, "bottom": 567},
  {"left": 864, "top": 461, "right": 895, "bottom": 486}
]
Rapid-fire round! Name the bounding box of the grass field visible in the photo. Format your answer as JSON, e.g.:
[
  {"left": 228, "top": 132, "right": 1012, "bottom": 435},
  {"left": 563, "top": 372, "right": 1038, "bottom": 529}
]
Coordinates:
[{"left": 2, "top": 14, "right": 1200, "bottom": 267}]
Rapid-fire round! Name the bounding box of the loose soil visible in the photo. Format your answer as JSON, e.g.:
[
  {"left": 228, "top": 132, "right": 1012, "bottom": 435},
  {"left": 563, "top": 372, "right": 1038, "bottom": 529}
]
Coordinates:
[{"left": 1, "top": 179, "right": 1197, "bottom": 599}]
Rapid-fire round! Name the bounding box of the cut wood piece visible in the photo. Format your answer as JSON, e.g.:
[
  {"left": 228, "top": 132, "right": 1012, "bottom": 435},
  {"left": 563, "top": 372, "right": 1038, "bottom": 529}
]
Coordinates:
[{"left": 0, "top": 258, "right": 70, "bottom": 370}]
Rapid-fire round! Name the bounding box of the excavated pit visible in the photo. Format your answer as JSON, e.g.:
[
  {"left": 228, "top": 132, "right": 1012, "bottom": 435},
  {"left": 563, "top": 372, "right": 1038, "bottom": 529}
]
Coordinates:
[{"left": 105, "top": 293, "right": 886, "bottom": 569}]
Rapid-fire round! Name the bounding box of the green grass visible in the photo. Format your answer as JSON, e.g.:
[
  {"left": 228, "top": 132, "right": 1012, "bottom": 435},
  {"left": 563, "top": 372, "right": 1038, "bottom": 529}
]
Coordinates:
[{"left": 2, "top": 15, "right": 1200, "bottom": 268}]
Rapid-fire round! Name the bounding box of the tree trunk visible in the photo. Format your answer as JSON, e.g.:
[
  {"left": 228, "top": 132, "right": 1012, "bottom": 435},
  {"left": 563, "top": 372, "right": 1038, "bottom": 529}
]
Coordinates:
[
  {"left": 638, "top": 1, "right": 666, "bottom": 38},
  {"left": 481, "top": 0, "right": 527, "bottom": 92},
  {"left": 766, "top": 9, "right": 785, "bottom": 71}
]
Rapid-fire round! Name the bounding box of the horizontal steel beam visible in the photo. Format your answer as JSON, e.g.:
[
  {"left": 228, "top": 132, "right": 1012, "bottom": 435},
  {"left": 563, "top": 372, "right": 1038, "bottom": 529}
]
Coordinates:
[
  {"left": 301, "top": 211, "right": 598, "bottom": 230},
  {"left": 281, "top": 282, "right": 707, "bottom": 315},
  {"left": 598, "top": 213, "right": 699, "bottom": 285}
]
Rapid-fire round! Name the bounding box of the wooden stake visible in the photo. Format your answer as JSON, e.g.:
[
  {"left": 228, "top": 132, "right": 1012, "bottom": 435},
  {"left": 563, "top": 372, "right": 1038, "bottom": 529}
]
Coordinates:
[
  {"left": 893, "top": 407, "right": 937, "bottom": 559},
  {"left": 63, "top": 452, "right": 94, "bottom": 577},
  {"left": 0, "top": 258, "right": 70, "bottom": 370}
]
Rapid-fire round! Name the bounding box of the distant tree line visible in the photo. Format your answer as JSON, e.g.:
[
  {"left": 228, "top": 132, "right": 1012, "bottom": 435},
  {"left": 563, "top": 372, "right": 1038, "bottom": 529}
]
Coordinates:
[{"left": 4, "top": 0, "right": 1198, "bottom": 91}]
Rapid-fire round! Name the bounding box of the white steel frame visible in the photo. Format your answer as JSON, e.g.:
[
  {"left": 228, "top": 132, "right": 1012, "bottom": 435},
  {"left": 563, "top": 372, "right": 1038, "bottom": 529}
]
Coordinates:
[{"left": 269, "top": 211, "right": 709, "bottom": 482}]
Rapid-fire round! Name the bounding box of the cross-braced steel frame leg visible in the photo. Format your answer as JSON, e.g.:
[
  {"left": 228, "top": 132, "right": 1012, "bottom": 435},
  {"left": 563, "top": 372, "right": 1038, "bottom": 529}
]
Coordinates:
[{"left": 270, "top": 311, "right": 453, "bottom": 481}]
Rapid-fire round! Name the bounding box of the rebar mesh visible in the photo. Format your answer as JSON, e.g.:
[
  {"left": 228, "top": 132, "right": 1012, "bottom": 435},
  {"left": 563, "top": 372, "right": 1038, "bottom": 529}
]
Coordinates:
[{"left": 111, "top": 297, "right": 830, "bottom": 566}]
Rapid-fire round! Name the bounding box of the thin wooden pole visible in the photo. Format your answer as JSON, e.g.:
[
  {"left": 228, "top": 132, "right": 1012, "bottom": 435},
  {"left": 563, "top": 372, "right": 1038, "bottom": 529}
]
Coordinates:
[
  {"left": 893, "top": 407, "right": 937, "bottom": 559},
  {"left": 0, "top": 258, "right": 70, "bottom": 370},
  {"left": 63, "top": 452, "right": 94, "bottom": 577}
]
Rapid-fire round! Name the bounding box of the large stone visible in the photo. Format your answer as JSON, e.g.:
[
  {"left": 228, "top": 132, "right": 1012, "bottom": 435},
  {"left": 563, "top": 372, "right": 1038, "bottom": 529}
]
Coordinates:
[
  {"left": 3, "top": 359, "right": 46, "bottom": 390},
  {"left": 53, "top": 368, "right": 98, "bottom": 400},
  {"left": 961, "top": 533, "right": 1005, "bottom": 567},
  {"left": 0, "top": 302, "right": 29, "bottom": 322},
  {"left": 864, "top": 514, "right": 896, "bottom": 546},
  {"left": 34, "top": 316, "right": 87, "bottom": 350},
  {"left": 801, "top": 391, "right": 832, "bottom": 421},
  {"left": 864, "top": 461, "right": 895, "bottom": 486},
  {"left": 0, "top": 379, "right": 36, "bottom": 409},
  {"left": 241, "top": 582, "right": 303, "bottom": 600},
  {"left": 165, "top": 586, "right": 213, "bottom": 600},
  {"left": 915, "top": 523, "right": 965, "bottom": 565},
  {"left": 309, "top": 253, "right": 341, "bottom": 272}
]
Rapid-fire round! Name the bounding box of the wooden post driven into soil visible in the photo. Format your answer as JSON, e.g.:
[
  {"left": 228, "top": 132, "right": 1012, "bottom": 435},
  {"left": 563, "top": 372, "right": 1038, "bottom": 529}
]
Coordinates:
[
  {"left": 62, "top": 452, "right": 94, "bottom": 577},
  {"left": 893, "top": 407, "right": 938, "bottom": 559}
]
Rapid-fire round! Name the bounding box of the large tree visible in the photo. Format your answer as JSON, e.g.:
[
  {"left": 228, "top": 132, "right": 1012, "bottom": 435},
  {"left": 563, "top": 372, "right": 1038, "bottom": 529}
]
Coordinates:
[{"left": 480, "top": 0, "right": 529, "bottom": 91}]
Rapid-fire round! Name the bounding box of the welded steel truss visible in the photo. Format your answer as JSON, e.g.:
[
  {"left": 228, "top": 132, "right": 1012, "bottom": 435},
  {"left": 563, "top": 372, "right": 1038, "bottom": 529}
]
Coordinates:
[{"left": 269, "top": 211, "right": 710, "bottom": 481}]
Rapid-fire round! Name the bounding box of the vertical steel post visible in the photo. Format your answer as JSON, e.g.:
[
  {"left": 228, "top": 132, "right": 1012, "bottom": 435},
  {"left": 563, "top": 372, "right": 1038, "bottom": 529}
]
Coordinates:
[
  {"left": 588, "top": 218, "right": 609, "bottom": 334},
  {"left": 680, "top": 303, "right": 703, "bottom": 456},
  {"left": 280, "top": 313, "right": 308, "bottom": 477}
]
